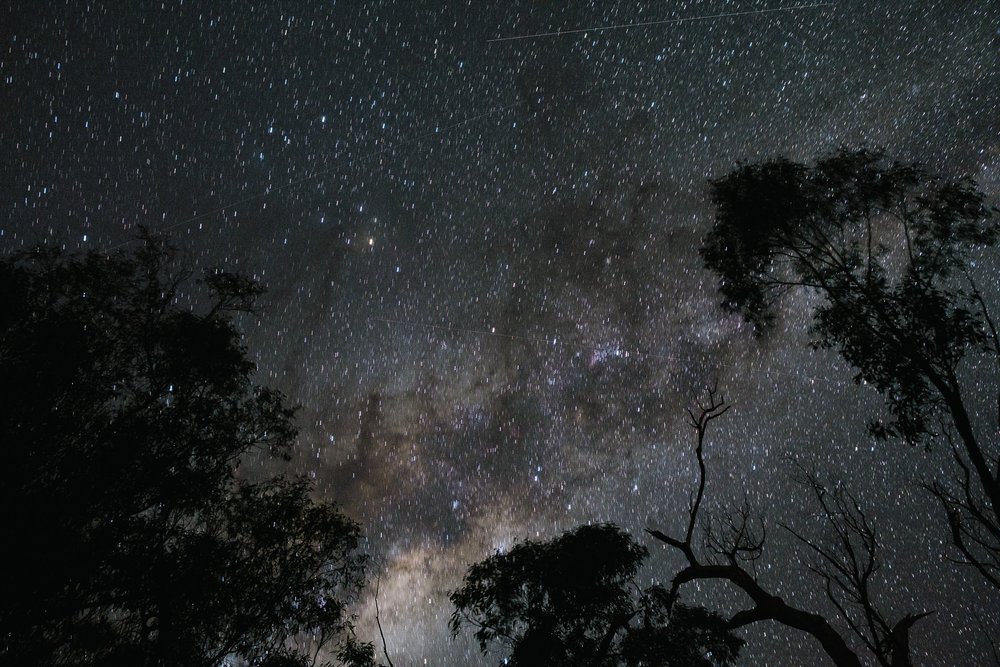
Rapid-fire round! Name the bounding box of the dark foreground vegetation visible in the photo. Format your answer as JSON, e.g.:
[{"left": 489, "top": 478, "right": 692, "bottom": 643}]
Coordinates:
[
  {"left": 1, "top": 236, "right": 380, "bottom": 666},
  {"left": 3, "top": 149, "right": 996, "bottom": 666}
]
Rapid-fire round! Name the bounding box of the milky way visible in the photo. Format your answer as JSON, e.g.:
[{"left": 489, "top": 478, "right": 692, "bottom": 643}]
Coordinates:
[{"left": 3, "top": 1, "right": 998, "bottom": 664}]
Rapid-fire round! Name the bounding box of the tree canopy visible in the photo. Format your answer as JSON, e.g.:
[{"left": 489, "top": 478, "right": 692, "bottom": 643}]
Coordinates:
[
  {"left": 701, "top": 148, "right": 1000, "bottom": 589},
  {"left": 702, "top": 147, "right": 996, "bottom": 445},
  {"left": 450, "top": 523, "right": 743, "bottom": 667},
  {"left": 0, "top": 237, "right": 376, "bottom": 666}
]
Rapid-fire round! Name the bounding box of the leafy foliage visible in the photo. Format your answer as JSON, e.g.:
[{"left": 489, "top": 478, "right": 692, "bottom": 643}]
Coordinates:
[
  {"left": 0, "top": 236, "right": 375, "bottom": 666},
  {"left": 701, "top": 148, "right": 1000, "bottom": 593},
  {"left": 702, "top": 147, "right": 996, "bottom": 444},
  {"left": 450, "top": 523, "right": 742, "bottom": 666}
]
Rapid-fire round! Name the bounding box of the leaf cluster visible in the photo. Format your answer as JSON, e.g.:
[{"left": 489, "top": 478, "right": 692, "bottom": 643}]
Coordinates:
[
  {"left": 701, "top": 148, "right": 997, "bottom": 444},
  {"left": 450, "top": 523, "right": 742, "bottom": 666},
  {"left": 0, "top": 237, "right": 372, "bottom": 666}
]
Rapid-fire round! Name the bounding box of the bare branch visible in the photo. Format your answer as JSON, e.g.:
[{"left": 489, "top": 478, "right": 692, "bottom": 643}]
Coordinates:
[
  {"left": 374, "top": 574, "right": 395, "bottom": 667},
  {"left": 649, "top": 394, "right": 932, "bottom": 667},
  {"left": 684, "top": 383, "right": 729, "bottom": 548},
  {"left": 780, "top": 467, "right": 932, "bottom": 667},
  {"left": 704, "top": 500, "right": 765, "bottom": 569},
  {"left": 648, "top": 392, "right": 867, "bottom": 667},
  {"left": 922, "top": 424, "right": 1000, "bottom": 591},
  {"left": 960, "top": 266, "right": 1000, "bottom": 361}
]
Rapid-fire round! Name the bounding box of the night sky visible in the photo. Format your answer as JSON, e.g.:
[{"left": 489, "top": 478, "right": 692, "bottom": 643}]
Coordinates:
[{"left": 4, "top": 1, "right": 999, "bottom": 664}]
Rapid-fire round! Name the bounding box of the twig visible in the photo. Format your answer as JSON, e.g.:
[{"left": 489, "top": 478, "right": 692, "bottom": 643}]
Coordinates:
[{"left": 374, "top": 574, "right": 395, "bottom": 667}]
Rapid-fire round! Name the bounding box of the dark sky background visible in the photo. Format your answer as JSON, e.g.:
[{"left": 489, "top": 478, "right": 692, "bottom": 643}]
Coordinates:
[{"left": 3, "top": 1, "right": 999, "bottom": 664}]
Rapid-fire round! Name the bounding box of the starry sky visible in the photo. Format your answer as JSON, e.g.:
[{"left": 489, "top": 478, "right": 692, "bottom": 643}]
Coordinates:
[{"left": 3, "top": 1, "right": 999, "bottom": 664}]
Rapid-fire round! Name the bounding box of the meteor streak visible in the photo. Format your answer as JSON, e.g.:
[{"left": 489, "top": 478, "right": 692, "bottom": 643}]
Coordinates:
[{"left": 487, "top": 2, "right": 835, "bottom": 43}]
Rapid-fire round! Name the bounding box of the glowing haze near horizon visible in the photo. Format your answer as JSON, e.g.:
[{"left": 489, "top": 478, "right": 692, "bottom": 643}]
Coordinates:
[{"left": 3, "top": 1, "right": 998, "bottom": 664}]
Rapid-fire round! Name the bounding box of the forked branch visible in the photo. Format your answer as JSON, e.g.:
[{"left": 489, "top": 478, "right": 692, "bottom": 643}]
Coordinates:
[{"left": 647, "top": 389, "right": 930, "bottom": 667}]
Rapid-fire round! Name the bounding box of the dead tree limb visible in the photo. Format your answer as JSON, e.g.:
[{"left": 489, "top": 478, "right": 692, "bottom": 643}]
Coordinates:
[{"left": 647, "top": 387, "right": 931, "bottom": 667}]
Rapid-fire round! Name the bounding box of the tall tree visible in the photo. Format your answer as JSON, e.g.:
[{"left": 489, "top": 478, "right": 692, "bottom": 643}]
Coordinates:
[
  {"left": 700, "top": 148, "right": 1000, "bottom": 590},
  {"left": 0, "top": 236, "right": 377, "bottom": 666},
  {"left": 450, "top": 523, "right": 743, "bottom": 667}
]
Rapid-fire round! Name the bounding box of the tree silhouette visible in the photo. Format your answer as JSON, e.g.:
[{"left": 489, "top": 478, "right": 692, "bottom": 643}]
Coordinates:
[
  {"left": 449, "top": 523, "right": 743, "bottom": 666},
  {"left": 701, "top": 148, "right": 1000, "bottom": 590},
  {"left": 647, "top": 387, "right": 930, "bottom": 667},
  {"left": 0, "top": 236, "right": 377, "bottom": 666}
]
